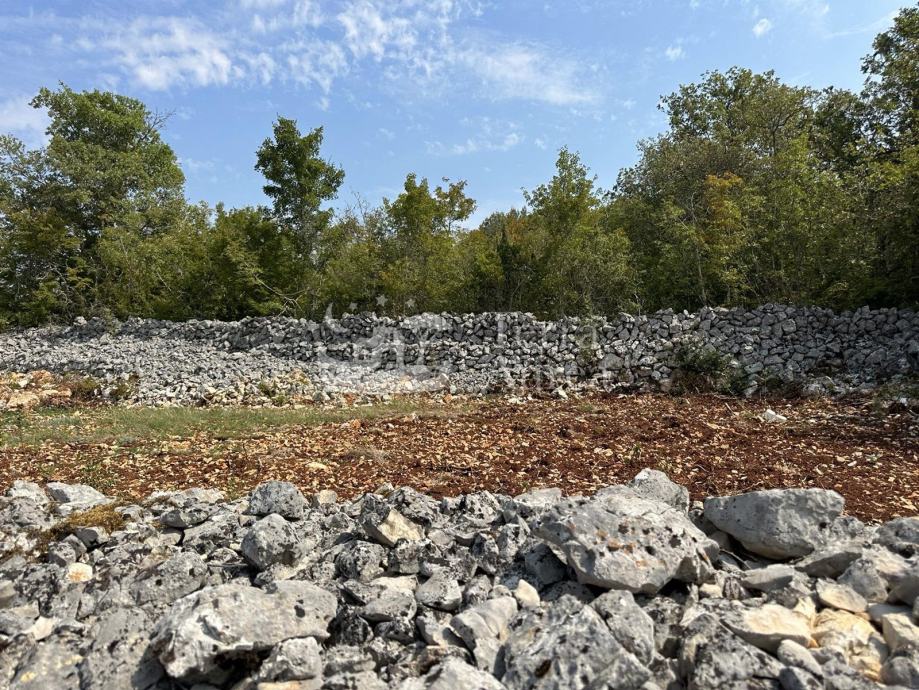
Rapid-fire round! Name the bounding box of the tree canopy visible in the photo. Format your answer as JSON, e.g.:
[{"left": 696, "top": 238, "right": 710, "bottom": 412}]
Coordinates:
[{"left": 1, "top": 4, "right": 918, "bottom": 327}]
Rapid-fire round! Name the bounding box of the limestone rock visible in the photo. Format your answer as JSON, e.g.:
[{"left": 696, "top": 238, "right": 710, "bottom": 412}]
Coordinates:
[
  {"left": 248, "top": 481, "right": 308, "bottom": 520},
  {"left": 450, "top": 596, "right": 518, "bottom": 673},
  {"left": 501, "top": 596, "right": 650, "bottom": 689},
  {"left": 151, "top": 581, "right": 337, "bottom": 681},
  {"left": 257, "top": 637, "right": 322, "bottom": 682},
  {"left": 241, "top": 513, "right": 302, "bottom": 570},
  {"left": 816, "top": 579, "right": 868, "bottom": 613},
  {"left": 723, "top": 603, "right": 813, "bottom": 653},
  {"left": 679, "top": 613, "right": 784, "bottom": 687},
  {"left": 627, "top": 468, "right": 690, "bottom": 513},
  {"left": 703, "top": 488, "right": 844, "bottom": 559},
  {"left": 535, "top": 486, "right": 718, "bottom": 593},
  {"left": 399, "top": 657, "right": 504, "bottom": 690},
  {"left": 362, "top": 499, "right": 424, "bottom": 548},
  {"left": 415, "top": 570, "right": 462, "bottom": 612}
]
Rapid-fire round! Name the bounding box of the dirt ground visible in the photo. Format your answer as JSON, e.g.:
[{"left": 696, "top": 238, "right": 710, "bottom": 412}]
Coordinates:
[{"left": 1, "top": 393, "right": 916, "bottom": 522}]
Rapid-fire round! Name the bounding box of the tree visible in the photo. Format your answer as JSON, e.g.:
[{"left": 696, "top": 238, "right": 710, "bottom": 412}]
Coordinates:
[
  {"left": 862, "top": 4, "right": 919, "bottom": 151},
  {"left": 614, "top": 68, "right": 871, "bottom": 310},
  {"left": 860, "top": 4, "right": 919, "bottom": 305},
  {"left": 379, "top": 174, "right": 475, "bottom": 311},
  {"left": 0, "top": 84, "right": 186, "bottom": 324},
  {"left": 255, "top": 119, "right": 344, "bottom": 263},
  {"left": 518, "top": 148, "right": 635, "bottom": 316}
]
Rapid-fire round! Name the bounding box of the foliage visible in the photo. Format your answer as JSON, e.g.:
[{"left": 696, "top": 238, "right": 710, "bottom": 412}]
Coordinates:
[
  {"left": 668, "top": 343, "right": 744, "bottom": 395},
  {"left": 1, "top": 6, "right": 919, "bottom": 326},
  {"left": 255, "top": 119, "right": 344, "bottom": 262}
]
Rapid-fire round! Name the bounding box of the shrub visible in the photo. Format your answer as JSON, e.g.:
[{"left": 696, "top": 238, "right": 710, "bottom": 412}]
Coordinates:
[{"left": 670, "top": 343, "right": 746, "bottom": 395}]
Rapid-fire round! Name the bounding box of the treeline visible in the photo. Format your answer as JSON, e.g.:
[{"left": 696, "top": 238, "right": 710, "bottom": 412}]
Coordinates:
[{"left": 1, "top": 6, "right": 917, "bottom": 327}]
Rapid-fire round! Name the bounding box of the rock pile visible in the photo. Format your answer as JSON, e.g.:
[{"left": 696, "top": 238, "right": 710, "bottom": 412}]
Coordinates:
[
  {"left": 1, "top": 471, "right": 917, "bottom": 688},
  {"left": 0, "top": 305, "right": 917, "bottom": 405}
]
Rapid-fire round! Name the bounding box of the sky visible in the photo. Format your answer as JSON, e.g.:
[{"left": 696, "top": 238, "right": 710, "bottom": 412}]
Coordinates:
[{"left": 0, "top": 0, "right": 910, "bottom": 225}]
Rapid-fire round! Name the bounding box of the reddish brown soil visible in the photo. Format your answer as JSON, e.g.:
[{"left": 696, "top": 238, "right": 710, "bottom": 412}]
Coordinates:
[{"left": 1, "top": 394, "right": 916, "bottom": 521}]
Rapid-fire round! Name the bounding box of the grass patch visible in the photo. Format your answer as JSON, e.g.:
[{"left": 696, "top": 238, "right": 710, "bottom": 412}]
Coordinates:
[
  {"left": 0, "top": 398, "right": 466, "bottom": 448},
  {"left": 32, "top": 503, "right": 127, "bottom": 556}
]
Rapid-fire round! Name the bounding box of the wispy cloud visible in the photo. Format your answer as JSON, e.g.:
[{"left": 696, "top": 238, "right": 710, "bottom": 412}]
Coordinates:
[
  {"left": 104, "top": 17, "right": 237, "bottom": 90},
  {"left": 1, "top": 1, "right": 600, "bottom": 108},
  {"left": 459, "top": 43, "right": 598, "bottom": 106},
  {"left": 0, "top": 94, "right": 49, "bottom": 146},
  {"left": 664, "top": 44, "right": 684, "bottom": 61},
  {"left": 753, "top": 17, "right": 773, "bottom": 38},
  {"left": 427, "top": 118, "right": 524, "bottom": 155}
]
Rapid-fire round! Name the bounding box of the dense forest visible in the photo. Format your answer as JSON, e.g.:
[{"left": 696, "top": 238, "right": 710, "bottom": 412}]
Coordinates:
[{"left": 1, "top": 6, "right": 917, "bottom": 327}]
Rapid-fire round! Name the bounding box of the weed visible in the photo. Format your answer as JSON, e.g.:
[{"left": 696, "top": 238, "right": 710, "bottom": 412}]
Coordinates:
[
  {"left": 79, "top": 458, "right": 117, "bottom": 494},
  {"left": 669, "top": 343, "right": 746, "bottom": 395},
  {"left": 109, "top": 374, "right": 139, "bottom": 401},
  {"left": 61, "top": 373, "right": 102, "bottom": 401}
]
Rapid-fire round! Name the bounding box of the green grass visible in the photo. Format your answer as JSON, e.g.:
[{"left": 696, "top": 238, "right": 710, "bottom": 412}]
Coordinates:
[{"left": 0, "top": 398, "right": 461, "bottom": 448}]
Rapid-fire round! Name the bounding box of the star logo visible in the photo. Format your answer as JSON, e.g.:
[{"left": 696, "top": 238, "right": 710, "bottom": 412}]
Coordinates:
[{"left": 376, "top": 294, "right": 388, "bottom": 307}]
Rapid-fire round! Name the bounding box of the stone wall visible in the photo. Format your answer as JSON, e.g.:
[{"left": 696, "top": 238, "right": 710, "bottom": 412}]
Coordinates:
[{"left": 1, "top": 304, "right": 917, "bottom": 402}]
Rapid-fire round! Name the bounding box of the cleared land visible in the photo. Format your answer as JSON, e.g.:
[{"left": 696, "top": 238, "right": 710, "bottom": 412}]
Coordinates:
[{"left": 1, "top": 393, "right": 916, "bottom": 521}]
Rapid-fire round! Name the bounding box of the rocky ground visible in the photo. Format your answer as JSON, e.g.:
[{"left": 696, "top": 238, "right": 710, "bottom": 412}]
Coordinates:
[{"left": 0, "top": 473, "right": 918, "bottom": 689}]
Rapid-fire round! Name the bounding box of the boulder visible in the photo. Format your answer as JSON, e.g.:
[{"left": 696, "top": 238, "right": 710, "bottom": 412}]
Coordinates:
[
  {"left": 151, "top": 581, "right": 336, "bottom": 681},
  {"left": 257, "top": 637, "right": 322, "bottom": 682},
  {"left": 240, "top": 513, "right": 302, "bottom": 570},
  {"left": 45, "top": 483, "right": 111, "bottom": 514},
  {"left": 501, "top": 596, "right": 650, "bottom": 689},
  {"left": 361, "top": 496, "right": 424, "bottom": 547},
  {"left": 415, "top": 570, "right": 462, "bottom": 612},
  {"left": 723, "top": 603, "right": 813, "bottom": 653},
  {"left": 627, "top": 468, "right": 690, "bottom": 512},
  {"left": 703, "top": 488, "right": 844, "bottom": 559},
  {"left": 247, "top": 481, "right": 308, "bottom": 520},
  {"left": 399, "top": 657, "right": 504, "bottom": 690},
  {"left": 535, "top": 486, "right": 718, "bottom": 593}
]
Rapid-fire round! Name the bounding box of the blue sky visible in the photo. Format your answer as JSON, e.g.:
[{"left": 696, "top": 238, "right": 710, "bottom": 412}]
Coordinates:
[{"left": 0, "top": 0, "right": 909, "bottom": 225}]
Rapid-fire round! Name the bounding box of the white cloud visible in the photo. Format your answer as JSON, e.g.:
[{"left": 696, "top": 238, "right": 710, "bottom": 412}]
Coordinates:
[
  {"left": 292, "top": 0, "right": 323, "bottom": 27},
  {"left": 106, "top": 17, "right": 236, "bottom": 90},
  {"left": 35, "top": 2, "right": 599, "bottom": 107},
  {"left": 239, "top": 0, "right": 287, "bottom": 9},
  {"left": 461, "top": 43, "right": 597, "bottom": 106},
  {"left": 286, "top": 41, "right": 350, "bottom": 92},
  {"left": 0, "top": 94, "right": 49, "bottom": 146},
  {"left": 180, "top": 157, "right": 216, "bottom": 173},
  {"left": 534, "top": 137, "right": 547, "bottom": 150},
  {"left": 337, "top": 1, "right": 415, "bottom": 61},
  {"left": 427, "top": 118, "right": 524, "bottom": 155},
  {"left": 664, "top": 44, "right": 684, "bottom": 61},
  {"left": 752, "top": 17, "right": 773, "bottom": 37}
]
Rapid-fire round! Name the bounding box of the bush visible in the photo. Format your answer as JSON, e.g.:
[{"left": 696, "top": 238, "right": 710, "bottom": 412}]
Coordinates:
[
  {"left": 670, "top": 343, "right": 746, "bottom": 395},
  {"left": 61, "top": 373, "right": 102, "bottom": 401}
]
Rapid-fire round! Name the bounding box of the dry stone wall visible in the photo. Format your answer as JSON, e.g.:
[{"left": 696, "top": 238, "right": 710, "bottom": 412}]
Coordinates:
[{"left": 1, "top": 304, "right": 917, "bottom": 404}]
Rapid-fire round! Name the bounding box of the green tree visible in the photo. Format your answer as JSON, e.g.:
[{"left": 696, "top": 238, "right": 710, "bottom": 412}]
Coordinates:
[
  {"left": 379, "top": 174, "right": 475, "bottom": 312},
  {"left": 255, "top": 119, "right": 344, "bottom": 263},
  {"left": 861, "top": 4, "right": 919, "bottom": 305},
  {"left": 522, "top": 148, "right": 635, "bottom": 315},
  {"left": 615, "top": 68, "right": 871, "bottom": 310},
  {"left": 0, "top": 84, "right": 186, "bottom": 324}
]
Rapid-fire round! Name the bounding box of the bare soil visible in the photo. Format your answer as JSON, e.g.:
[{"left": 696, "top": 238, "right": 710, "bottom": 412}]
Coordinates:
[{"left": 1, "top": 393, "right": 916, "bottom": 521}]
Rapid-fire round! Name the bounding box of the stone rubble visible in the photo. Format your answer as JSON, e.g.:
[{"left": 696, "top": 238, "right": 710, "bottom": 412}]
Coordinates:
[
  {"left": 0, "top": 304, "right": 916, "bottom": 405},
  {"left": 0, "top": 472, "right": 917, "bottom": 688}
]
